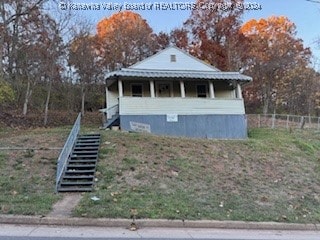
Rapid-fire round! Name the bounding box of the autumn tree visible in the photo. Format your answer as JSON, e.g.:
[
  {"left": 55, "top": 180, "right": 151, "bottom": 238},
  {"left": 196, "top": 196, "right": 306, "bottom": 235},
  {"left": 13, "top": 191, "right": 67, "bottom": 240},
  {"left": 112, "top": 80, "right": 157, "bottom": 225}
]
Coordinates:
[
  {"left": 0, "top": 0, "right": 47, "bottom": 80},
  {"left": 68, "top": 25, "right": 102, "bottom": 116},
  {"left": 96, "top": 11, "right": 155, "bottom": 71},
  {"left": 154, "top": 31, "right": 170, "bottom": 50},
  {"left": 0, "top": 0, "right": 69, "bottom": 118},
  {"left": 241, "top": 16, "right": 311, "bottom": 114},
  {"left": 276, "top": 66, "right": 320, "bottom": 115},
  {"left": 184, "top": 0, "right": 245, "bottom": 70},
  {"left": 170, "top": 28, "right": 190, "bottom": 50}
]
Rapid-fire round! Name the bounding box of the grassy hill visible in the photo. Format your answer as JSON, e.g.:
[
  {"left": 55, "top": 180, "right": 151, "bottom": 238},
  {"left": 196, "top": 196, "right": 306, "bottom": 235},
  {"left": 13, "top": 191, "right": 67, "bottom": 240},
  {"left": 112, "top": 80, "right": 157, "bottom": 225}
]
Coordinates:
[{"left": 0, "top": 127, "right": 320, "bottom": 223}]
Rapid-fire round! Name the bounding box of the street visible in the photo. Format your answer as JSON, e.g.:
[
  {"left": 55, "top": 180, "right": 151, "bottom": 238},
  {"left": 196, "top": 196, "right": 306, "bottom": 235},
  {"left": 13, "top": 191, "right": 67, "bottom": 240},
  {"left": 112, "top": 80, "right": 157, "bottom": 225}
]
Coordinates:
[{"left": 0, "top": 224, "right": 319, "bottom": 240}]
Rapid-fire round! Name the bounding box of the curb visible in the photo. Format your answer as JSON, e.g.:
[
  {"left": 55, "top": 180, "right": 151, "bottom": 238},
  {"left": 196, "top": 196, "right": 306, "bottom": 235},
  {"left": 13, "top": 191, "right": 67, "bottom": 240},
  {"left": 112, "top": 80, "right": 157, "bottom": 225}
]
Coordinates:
[{"left": 0, "top": 215, "right": 319, "bottom": 231}]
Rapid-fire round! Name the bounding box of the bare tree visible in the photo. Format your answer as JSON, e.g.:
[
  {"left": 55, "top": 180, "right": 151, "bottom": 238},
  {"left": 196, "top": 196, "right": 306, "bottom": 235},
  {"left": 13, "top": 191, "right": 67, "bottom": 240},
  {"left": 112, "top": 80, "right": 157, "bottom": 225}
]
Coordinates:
[{"left": 68, "top": 22, "right": 102, "bottom": 116}]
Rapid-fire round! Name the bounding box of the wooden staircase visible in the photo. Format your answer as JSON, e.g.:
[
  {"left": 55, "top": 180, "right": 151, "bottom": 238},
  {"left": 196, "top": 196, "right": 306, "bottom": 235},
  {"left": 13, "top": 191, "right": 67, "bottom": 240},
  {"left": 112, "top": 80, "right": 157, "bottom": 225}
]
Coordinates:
[{"left": 57, "top": 134, "right": 101, "bottom": 192}]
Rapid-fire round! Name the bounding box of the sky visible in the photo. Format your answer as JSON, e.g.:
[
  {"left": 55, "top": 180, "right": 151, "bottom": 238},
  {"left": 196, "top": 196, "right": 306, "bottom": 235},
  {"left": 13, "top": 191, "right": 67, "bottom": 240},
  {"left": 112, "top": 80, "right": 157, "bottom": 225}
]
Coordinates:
[{"left": 60, "top": 0, "right": 320, "bottom": 70}]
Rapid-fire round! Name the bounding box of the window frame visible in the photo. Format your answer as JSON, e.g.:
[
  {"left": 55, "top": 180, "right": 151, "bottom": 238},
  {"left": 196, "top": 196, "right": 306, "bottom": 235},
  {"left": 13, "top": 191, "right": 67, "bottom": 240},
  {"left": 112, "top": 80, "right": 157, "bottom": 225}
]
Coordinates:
[
  {"left": 131, "top": 83, "right": 143, "bottom": 97},
  {"left": 196, "top": 84, "right": 207, "bottom": 98}
]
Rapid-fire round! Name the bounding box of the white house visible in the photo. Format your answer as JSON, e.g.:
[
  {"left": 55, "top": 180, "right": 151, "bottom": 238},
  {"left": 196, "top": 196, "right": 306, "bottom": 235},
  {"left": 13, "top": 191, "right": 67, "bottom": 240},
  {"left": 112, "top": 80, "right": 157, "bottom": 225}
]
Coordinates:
[{"left": 102, "top": 46, "right": 252, "bottom": 139}]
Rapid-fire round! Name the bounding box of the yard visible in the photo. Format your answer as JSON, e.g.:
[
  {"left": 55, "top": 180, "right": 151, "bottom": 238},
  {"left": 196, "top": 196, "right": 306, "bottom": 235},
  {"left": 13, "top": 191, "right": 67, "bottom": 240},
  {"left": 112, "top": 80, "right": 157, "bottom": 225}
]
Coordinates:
[{"left": 0, "top": 126, "right": 320, "bottom": 223}]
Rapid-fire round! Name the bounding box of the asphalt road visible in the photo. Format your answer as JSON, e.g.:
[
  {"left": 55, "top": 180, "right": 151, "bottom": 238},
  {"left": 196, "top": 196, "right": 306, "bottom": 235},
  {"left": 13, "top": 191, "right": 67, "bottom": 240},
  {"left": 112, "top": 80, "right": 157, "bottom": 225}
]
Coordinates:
[{"left": 0, "top": 224, "right": 319, "bottom": 240}]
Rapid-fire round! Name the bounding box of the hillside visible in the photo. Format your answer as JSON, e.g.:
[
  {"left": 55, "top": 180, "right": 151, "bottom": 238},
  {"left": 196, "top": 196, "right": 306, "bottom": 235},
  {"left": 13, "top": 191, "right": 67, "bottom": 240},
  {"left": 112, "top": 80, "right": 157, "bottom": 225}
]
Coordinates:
[
  {"left": 0, "top": 127, "right": 320, "bottom": 223},
  {"left": 74, "top": 128, "right": 320, "bottom": 223}
]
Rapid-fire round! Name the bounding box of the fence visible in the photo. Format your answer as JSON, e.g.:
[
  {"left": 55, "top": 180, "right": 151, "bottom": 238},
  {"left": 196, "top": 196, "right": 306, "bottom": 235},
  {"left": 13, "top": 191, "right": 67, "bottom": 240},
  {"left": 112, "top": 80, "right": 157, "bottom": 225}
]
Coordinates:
[
  {"left": 247, "top": 114, "right": 320, "bottom": 130},
  {"left": 55, "top": 113, "right": 81, "bottom": 192}
]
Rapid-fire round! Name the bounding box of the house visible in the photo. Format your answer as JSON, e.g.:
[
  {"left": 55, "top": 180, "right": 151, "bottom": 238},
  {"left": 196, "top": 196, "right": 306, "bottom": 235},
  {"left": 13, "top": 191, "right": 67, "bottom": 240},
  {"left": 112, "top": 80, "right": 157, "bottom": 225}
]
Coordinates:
[{"left": 102, "top": 46, "right": 252, "bottom": 139}]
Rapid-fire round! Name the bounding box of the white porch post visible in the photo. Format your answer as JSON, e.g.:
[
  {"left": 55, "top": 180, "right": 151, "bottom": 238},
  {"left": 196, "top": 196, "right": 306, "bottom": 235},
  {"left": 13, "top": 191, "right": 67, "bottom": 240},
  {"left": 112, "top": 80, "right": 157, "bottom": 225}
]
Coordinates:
[
  {"left": 209, "top": 81, "right": 215, "bottom": 98},
  {"left": 118, "top": 79, "right": 123, "bottom": 97},
  {"left": 105, "top": 86, "right": 109, "bottom": 118},
  {"left": 236, "top": 83, "right": 243, "bottom": 99},
  {"left": 150, "top": 80, "right": 155, "bottom": 98},
  {"left": 105, "top": 86, "right": 109, "bottom": 108},
  {"left": 180, "top": 80, "right": 185, "bottom": 98}
]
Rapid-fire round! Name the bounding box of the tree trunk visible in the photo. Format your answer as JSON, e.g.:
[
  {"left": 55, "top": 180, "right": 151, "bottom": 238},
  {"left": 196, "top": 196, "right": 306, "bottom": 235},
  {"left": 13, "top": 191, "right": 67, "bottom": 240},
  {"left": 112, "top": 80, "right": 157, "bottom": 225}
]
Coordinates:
[
  {"left": 0, "top": 2, "right": 6, "bottom": 80},
  {"left": 81, "top": 84, "right": 85, "bottom": 116},
  {"left": 43, "top": 79, "right": 52, "bottom": 126},
  {"left": 23, "top": 81, "right": 32, "bottom": 115},
  {"left": 0, "top": 34, "right": 4, "bottom": 80}
]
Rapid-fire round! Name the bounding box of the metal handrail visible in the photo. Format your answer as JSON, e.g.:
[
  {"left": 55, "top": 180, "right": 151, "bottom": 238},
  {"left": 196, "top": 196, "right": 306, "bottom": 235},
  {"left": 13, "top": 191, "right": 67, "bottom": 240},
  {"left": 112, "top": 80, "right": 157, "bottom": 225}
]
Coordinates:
[{"left": 55, "top": 113, "right": 81, "bottom": 192}]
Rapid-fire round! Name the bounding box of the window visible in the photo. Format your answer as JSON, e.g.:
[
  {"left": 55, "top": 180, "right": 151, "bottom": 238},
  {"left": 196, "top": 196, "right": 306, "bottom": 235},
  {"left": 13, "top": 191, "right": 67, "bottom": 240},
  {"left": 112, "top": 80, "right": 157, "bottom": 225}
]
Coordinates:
[
  {"left": 131, "top": 84, "right": 143, "bottom": 97},
  {"left": 197, "top": 85, "right": 207, "bottom": 98},
  {"left": 170, "top": 54, "right": 176, "bottom": 62}
]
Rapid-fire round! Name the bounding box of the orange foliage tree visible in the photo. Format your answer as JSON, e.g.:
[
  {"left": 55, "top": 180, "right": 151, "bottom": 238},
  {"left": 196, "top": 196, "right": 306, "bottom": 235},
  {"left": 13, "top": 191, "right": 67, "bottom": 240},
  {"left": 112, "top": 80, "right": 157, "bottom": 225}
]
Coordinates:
[
  {"left": 184, "top": 0, "right": 246, "bottom": 71},
  {"left": 96, "top": 11, "right": 155, "bottom": 70},
  {"left": 240, "top": 16, "right": 312, "bottom": 114}
]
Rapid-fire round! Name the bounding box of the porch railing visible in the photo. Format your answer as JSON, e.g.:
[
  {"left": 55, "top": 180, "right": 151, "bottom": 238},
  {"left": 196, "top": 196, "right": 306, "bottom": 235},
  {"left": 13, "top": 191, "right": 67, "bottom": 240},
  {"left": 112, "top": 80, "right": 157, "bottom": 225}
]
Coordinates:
[
  {"left": 55, "top": 113, "right": 81, "bottom": 192},
  {"left": 99, "top": 104, "right": 119, "bottom": 119}
]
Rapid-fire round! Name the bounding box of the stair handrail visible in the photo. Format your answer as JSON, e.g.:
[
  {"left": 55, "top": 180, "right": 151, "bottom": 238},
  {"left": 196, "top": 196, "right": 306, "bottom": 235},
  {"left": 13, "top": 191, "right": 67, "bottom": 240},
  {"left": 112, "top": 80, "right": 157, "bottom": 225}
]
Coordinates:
[{"left": 55, "top": 113, "right": 81, "bottom": 192}]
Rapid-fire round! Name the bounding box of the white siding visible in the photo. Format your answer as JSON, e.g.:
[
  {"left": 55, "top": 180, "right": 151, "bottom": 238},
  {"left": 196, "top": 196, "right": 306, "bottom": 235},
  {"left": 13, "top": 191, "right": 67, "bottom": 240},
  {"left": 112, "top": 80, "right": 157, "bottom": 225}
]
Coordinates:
[
  {"left": 130, "top": 47, "right": 219, "bottom": 72},
  {"left": 107, "top": 87, "right": 118, "bottom": 107},
  {"left": 119, "top": 97, "right": 245, "bottom": 115}
]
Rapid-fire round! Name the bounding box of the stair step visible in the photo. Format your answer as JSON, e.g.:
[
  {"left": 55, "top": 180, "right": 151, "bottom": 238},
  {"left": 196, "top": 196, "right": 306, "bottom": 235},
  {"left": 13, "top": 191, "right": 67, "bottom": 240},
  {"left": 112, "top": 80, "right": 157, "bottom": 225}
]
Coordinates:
[
  {"left": 63, "top": 175, "right": 94, "bottom": 179},
  {"left": 57, "top": 132, "right": 100, "bottom": 193},
  {"left": 78, "top": 139, "right": 99, "bottom": 142},
  {"left": 65, "top": 169, "right": 96, "bottom": 174},
  {"left": 69, "top": 159, "right": 97, "bottom": 163},
  {"left": 75, "top": 143, "right": 100, "bottom": 147},
  {"left": 71, "top": 156, "right": 98, "bottom": 159},
  {"left": 78, "top": 137, "right": 100, "bottom": 140},
  {"left": 60, "top": 181, "right": 94, "bottom": 186},
  {"left": 72, "top": 151, "right": 98, "bottom": 155},
  {"left": 74, "top": 147, "right": 99, "bottom": 151},
  {"left": 79, "top": 134, "right": 100, "bottom": 137},
  {"left": 76, "top": 141, "right": 100, "bottom": 145},
  {"left": 58, "top": 187, "right": 93, "bottom": 192},
  {"left": 67, "top": 164, "right": 96, "bottom": 168},
  {"left": 68, "top": 163, "right": 96, "bottom": 167}
]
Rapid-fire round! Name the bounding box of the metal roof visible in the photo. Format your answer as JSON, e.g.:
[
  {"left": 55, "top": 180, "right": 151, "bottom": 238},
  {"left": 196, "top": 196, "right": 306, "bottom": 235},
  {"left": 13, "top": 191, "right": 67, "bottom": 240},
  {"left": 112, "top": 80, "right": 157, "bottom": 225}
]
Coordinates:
[{"left": 105, "top": 68, "right": 252, "bottom": 82}]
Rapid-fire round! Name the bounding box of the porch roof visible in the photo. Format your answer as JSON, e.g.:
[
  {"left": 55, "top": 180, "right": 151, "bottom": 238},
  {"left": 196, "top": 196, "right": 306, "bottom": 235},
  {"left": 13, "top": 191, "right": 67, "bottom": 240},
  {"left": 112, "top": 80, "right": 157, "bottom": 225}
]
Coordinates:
[{"left": 105, "top": 68, "right": 252, "bottom": 83}]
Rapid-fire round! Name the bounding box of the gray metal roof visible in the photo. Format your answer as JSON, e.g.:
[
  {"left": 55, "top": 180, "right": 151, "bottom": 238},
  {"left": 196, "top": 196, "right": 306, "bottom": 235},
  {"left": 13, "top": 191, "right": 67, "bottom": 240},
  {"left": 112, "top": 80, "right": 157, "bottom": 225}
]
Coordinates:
[{"left": 105, "top": 68, "right": 252, "bottom": 82}]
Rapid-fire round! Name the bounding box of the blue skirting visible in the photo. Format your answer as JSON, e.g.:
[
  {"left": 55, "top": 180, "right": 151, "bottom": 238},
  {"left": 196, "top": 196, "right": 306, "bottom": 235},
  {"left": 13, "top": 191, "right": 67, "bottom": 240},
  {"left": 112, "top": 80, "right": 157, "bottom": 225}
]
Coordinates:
[{"left": 120, "top": 114, "right": 248, "bottom": 139}]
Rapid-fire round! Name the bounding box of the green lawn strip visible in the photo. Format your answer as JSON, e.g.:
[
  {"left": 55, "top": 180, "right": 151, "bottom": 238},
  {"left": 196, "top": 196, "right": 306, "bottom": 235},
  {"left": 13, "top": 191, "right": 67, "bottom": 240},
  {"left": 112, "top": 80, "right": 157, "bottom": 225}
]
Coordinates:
[
  {"left": 0, "top": 127, "right": 66, "bottom": 215},
  {"left": 74, "top": 128, "right": 320, "bottom": 223}
]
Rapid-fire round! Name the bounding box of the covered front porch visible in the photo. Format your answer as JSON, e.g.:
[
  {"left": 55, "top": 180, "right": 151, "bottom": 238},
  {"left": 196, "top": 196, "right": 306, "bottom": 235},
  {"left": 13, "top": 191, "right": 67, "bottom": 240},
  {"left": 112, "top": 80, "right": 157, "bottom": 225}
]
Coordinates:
[{"left": 103, "top": 68, "right": 250, "bottom": 122}]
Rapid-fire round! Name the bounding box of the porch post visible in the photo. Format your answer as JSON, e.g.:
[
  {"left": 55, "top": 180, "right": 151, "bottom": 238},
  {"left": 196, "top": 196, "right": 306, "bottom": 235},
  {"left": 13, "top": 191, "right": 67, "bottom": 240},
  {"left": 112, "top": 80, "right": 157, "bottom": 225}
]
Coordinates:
[
  {"left": 118, "top": 79, "right": 123, "bottom": 97},
  {"left": 180, "top": 80, "right": 185, "bottom": 98},
  {"left": 105, "top": 86, "right": 109, "bottom": 118},
  {"left": 209, "top": 81, "right": 215, "bottom": 98},
  {"left": 236, "top": 83, "right": 243, "bottom": 99},
  {"left": 105, "top": 86, "right": 109, "bottom": 108},
  {"left": 150, "top": 80, "right": 155, "bottom": 98}
]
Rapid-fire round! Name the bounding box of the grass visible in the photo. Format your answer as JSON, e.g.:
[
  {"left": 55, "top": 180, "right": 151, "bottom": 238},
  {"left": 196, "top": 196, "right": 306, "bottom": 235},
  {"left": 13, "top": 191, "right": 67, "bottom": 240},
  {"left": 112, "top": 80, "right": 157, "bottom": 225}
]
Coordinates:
[
  {"left": 74, "top": 128, "right": 320, "bottom": 223},
  {"left": 0, "top": 126, "right": 320, "bottom": 223},
  {"left": 0, "top": 127, "right": 71, "bottom": 215}
]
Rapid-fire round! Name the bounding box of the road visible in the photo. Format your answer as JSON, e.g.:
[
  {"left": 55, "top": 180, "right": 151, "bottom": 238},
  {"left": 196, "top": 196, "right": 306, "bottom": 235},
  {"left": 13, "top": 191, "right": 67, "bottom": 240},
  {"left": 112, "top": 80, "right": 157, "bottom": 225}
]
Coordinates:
[{"left": 0, "top": 224, "right": 319, "bottom": 240}]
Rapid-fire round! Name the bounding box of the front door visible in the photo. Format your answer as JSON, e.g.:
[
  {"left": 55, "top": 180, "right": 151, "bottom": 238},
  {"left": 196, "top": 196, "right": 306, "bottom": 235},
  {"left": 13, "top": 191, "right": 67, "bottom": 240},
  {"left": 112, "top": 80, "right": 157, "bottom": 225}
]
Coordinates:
[{"left": 157, "top": 83, "right": 171, "bottom": 97}]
